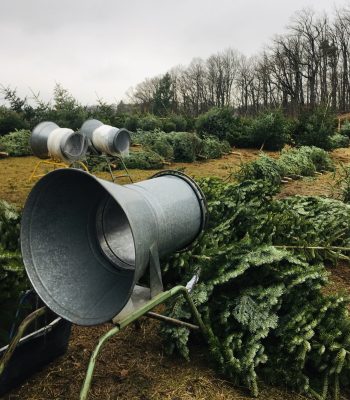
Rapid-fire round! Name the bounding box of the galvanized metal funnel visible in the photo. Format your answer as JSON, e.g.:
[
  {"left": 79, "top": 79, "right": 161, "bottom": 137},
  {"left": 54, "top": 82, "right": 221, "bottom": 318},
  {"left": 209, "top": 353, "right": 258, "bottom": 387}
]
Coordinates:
[
  {"left": 80, "top": 119, "right": 131, "bottom": 156},
  {"left": 31, "top": 121, "right": 88, "bottom": 162},
  {"left": 21, "top": 170, "right": 207, "bottom": 326}
]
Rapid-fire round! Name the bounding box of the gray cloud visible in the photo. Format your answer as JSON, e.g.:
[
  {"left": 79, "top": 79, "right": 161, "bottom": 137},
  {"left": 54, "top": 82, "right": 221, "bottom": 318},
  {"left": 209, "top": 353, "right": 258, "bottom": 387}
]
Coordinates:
[{"left": 0, "top": 0, "right": 345, "bottom": 104}]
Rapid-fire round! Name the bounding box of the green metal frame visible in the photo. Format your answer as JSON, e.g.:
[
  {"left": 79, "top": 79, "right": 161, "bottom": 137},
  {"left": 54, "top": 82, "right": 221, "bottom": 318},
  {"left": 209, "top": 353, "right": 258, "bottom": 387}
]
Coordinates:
[
  {"left": 80, "top": 285, "right": 208, "bottom": 400},
  {"left": 87, "top": 153, "right": 133, "bottom": 183}
]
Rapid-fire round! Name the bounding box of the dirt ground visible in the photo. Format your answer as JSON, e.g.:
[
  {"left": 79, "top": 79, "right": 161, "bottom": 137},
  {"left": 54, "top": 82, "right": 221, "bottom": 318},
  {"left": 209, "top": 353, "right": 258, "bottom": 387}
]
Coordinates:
[{"left": 1, "top": 148, "right": 350, "bottom": 400}]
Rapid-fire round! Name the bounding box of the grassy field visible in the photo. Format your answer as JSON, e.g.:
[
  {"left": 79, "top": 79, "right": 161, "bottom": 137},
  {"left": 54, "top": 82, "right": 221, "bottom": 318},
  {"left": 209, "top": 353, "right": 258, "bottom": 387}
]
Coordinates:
[{"left": 1, "top": 148, "right": 350, "bottom": 400}]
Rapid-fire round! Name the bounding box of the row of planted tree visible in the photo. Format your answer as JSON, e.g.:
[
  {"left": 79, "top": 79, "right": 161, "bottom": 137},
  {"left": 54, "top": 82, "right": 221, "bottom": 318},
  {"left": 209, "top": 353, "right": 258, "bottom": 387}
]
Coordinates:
[
  {"left": 1, "top": 88, "right": 350, "bottom": 155},
  {"left": 130, "top": 7, "right": 350, "bottom": 116}
]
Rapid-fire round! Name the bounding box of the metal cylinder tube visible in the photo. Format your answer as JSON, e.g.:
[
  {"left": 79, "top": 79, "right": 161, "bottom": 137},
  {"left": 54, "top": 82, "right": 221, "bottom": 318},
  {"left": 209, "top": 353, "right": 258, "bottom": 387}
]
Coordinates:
[
  {"left": 31, "top": 121, "right": 88, "bottom": 162},
  {"left": 80, "top": 119, "right": 131, "bottom": 156},
  {"left": 21, "top": 169, "right": 207, "bottom": 326}
]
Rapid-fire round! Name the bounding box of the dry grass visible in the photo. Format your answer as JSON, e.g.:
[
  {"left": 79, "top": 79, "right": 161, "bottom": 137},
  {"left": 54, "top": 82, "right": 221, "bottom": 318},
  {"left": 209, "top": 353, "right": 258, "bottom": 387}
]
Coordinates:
[
  {"left": 2, "top": 320, "right": 311, "bottom": 400},
  {"left": 0, "top": 148, "right": 266, "bottom": 208}
]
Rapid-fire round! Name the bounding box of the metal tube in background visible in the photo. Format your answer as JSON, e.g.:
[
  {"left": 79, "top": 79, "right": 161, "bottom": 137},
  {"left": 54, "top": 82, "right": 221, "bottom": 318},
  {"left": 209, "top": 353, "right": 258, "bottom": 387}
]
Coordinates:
[
  {"left": 31, "top": 121, "right": 88, "bottom": 162},
  {"left": 30, "top": 122, "right": 59, "bottom": 159},
  {"left": 79, "top": 119, "right": 131, "bottom": 156}
]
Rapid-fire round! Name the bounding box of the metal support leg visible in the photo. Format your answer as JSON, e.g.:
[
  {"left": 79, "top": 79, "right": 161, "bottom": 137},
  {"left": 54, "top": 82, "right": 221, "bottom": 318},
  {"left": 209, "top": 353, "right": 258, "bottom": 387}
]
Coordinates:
[
  {"left": 29, "top": 160, "right": 68, "bottom": 182},
  {"left": 79, "top": 325, "right": 120, "bottom": 400},
  {"left": 0, "top": 307, "right": 47, "bottom": 376},
  {"left": 80, "top": 285, "right": 208, "bottom": 400}
]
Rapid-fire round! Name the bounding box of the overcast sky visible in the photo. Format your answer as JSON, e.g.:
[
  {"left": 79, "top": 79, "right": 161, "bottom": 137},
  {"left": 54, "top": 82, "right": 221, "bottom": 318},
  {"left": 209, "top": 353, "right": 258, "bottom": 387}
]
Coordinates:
[{"left": 0, "top": 0, "right": 347, "bottom": 105}]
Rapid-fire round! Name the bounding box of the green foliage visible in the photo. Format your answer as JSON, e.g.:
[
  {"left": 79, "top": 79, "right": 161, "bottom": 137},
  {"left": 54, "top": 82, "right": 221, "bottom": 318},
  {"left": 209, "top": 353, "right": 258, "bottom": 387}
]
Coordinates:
[
  {"left": 296, "top": 146, "right": 335, "bottom": 172},
  {"left": 293, "top": 107, "right": 337, "bottom": 150},
  {"left": 153, "top": 73, "right": 174, "bottom": 116},
  {"left": 329, "top": 133, "right": 350, "bottom": 149},
  {"left": 227, "top": 117, "right": 253, "bottom": 148},
  {"left": 132, "top": 130, "right": 230, "bottom": 163},
  {"left": 249, "top": 111, "right": 290, "bottom": 151},
  {"left": 278, "top": 147, "right": 316, "bottom": 177},
  {"left": 139, "top": 114, "right": 162, "bottom": 131},
  {"left": 168, "top": 132, "right": 202, "bottom": 162},
  {"left": 169, "top": 115, "right": 188, "bottom": 131},
  {"left": 0, "top": 200, "right": 21, "bottom": 252},
  {"left": 124, "top": 114, "right": 140, "bottom": 132},
  {"left": 125, "top": 114, "right": 189, "bottom": 133},
  {"left": 340, "top": 120, "right": 350, "bottom": 137},
  {"left": 50, "top": 83, "right": 88, "bottom": 130},
  {"left": 160, "top": 178, "right": 350, "bottom": 398},
  {"left": 0, "top": 129, "right": 32, "bottom": 156},
  {"left": 237, "top": 146, "right": 334, "bottom": 185},
  {"left": 331, "top": 163, "right": 350, "bottom": 204},
  {"left": 278, "top": 146, "right": 334, "bottom": 177},
  {"left": 0, "top": 107, "right": 28, "bottom": 136},
  {"left": 161, "top": 119, "right": 176, "bottom": 133},
  {"left": 138, "top": 131, "right": 174, "bottom": 160},
  {"left": 84, "top": 155, "right": 110, "bottom": 172},
  {"left": 86, "top": 149, "right": 165, "bottom": 171},
  {"left": 195, "top": 107, "right": 239, "bottom": 144},
  {"left": 123, "top": 150, "right": 164, "bottom": 169},
  {"left": 196, "top": 109, "right": 291, "bottom": 150},
  {"left": 200, "top": 136, "right": 231, "bottom": 160},
  {"left": 0, "top": 200, "right": 28, "bottom": 347},
  {"left": 91, "top": 97, "right": 126, "bottom": 126},
  {"left": 1, "top": 86, "right": 27, "bottom": 114},
  {"left": 271, "top": 196, "right": 350, "bottom": 264},
  {"left": 236, "top": 154, "right": 283, "bottom": 186}
]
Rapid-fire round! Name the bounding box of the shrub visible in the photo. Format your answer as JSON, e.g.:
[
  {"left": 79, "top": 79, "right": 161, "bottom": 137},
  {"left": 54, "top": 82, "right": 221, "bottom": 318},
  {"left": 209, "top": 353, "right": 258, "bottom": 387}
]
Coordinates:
[
  {"left": 228, "top": 117, "right": 253, "bottom": 148},
  {"left": 0, "top": 200, "right": 21, "bottom": 251},
  {"left": 278, "top": 146, "right": 334, "bottom": 177},
  {"left": 139, "top": 115, "right": 161, "bottom": 131},
  {"left": 123, "top": 150, "right": 164, "bottom": 169},
  {"left": 141, "top": 132, "right": 174, "bottom": 160},
  {"left": 0, "top": 200, "right": 28, "bottom": 347},
  {"left": 329, "top": 133, "right": 349, "bottom": 149},
  {"left": 129, "top": 129, "right": 145, "bottom": 145},
  {"left": 169, "top": 132, "right": 202, "bottom": 162},
  {"left": 278, "top": 147, "right": 316, "bottom": 176},
  {"left": 249, "top": 111, "right": 290, "bottom": 151},
  {"left": 129, "top": 129, "right": 231, "bottom": 164},
  {"left": 0, "top": 129, "right": 32, "bottom": 156},
  {"left": 331, "top": 163, "right": 350, "bottom": 203},
  {"left": 297, "top": 146, "right": 334, "bottom": 172},
  {"left": 48, "top": 84, "right": 88, "bottom": 130},
  {"left": 340, "top": 120, "right": 350, "bottom": 137},
  {"left": 195, "top": 107, "right": 237, "bottom": 143},
  {"left": 0, "top": 107, "right": 28, "bottom": 136},
  {"left": 236, "top": 154, "right": 282, "bottom": 185},
  {"left": 161, "top": 119, "right": 177, "bottom": 133},
  {"left": 124, "top": 115, "right": 140, "bottom": 132},
  {"left": 170, "top": 115, "right": 187, "bottom": 131},
  {"left": 237, "top": 146, "right": 334, "bottom": 185},
  {"left": 200, "top": 136, "right": 231, "bottom": 159},
  {"left": 293, "top": 107, "right": 337, "bottom": 149}
]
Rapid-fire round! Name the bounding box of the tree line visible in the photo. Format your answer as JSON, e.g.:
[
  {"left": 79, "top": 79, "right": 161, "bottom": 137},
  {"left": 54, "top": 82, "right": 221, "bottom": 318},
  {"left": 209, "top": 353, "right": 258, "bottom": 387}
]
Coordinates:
[{"left": 130, "top": 7, "right": 350, "bottom": 117}]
